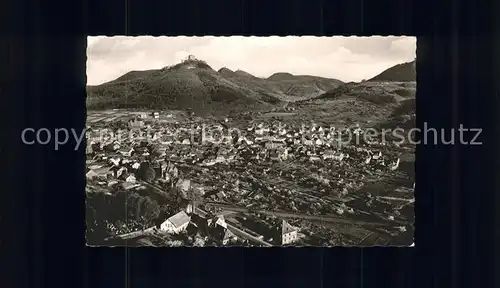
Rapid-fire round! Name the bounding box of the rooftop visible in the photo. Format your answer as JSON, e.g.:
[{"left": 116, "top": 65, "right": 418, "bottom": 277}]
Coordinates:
[
  {"left": 167, "top": 211, "right": 191, "bottom": 228},
  {"left": 91, "top": 167, "right": 112, "bottom": 175},
  {"left": 282, "top": 220, "right": 297, "bottom": 235}
]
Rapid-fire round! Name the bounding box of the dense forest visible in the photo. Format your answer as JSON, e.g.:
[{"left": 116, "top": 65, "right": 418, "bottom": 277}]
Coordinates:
[{"left": 85, "top": 185, "right": 184, "bottom": 245}]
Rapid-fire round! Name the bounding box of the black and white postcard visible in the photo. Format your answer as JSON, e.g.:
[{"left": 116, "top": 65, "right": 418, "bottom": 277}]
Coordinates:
[{"left": 85, "top": 36, "right": 416, "bottom": 247}]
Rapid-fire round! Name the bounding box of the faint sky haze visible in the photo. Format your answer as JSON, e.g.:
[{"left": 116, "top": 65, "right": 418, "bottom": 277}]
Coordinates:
[{"left": 87, "top": 36, "right": 416, "bottom": 86}]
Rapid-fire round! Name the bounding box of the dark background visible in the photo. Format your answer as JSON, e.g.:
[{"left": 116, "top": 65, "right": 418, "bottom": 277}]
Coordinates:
[{"left": 1, "top": 0, "right": 498, "bottom": 287}]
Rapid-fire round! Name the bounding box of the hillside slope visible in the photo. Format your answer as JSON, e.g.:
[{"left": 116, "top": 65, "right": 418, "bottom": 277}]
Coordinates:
[
  {"left": 104, "top": 70, "right": 157, "bottom": 84},
  {"left": 368, "top": 60, "right": 416, "bottom": 82},
  {"left": 316, "top": 81, "right": 415, "bottom": 104},
  {"left": 379, "top": 98, "right": 416, "bottom": 131},
  {"left": 290, "top": 80, "right": 416, "bottom": 126},
  {"left": 87, "top": 57, "right": 344, "bottom": 113},
  {"left": 266, "top": 74, "right": 345, "bottom": 98},
  {"left": 87, "top": 59, "right": 275, "bottom": 114}
]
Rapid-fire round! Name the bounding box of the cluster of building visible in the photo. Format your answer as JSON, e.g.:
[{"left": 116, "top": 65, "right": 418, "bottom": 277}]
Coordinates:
[
  {"left": 86, "top": 112, "right": 414, "bottom": 246},
  {"left": 156, "top": 208, "right": 298, "bottom": 246}
]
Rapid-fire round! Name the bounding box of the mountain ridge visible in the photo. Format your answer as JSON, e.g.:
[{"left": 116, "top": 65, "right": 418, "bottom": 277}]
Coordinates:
[
  {"left": 87, "top": 56, "right": 344, "bottom": 113},
  {"left": 368, "top": 60, "right": 416, "bottom": 82},
  {"left": 87, "top": 57, "right": 416, "bottom": 120}
]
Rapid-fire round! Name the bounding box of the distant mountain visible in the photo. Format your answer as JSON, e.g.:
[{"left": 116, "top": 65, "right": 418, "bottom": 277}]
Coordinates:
[
  {"left": 217, "top": 67, "right": 236, "bottom": 76},
  {"left": 87, "top": 57, "right": 344, "bottom": 113},
  {"left": 287, "top": 80, "right": 416, "bottom": 128},
  {"left": 368, "top": 60, "right": 416, "bottom": 82},
  {"left": 315, "top": 81, "right": 416, "bottom": 105},
  {"left": 235, "top": 69, "right": 258, "bottom": 79},
  {"left": 218, "top": 68, "right": 258, "bottom": 79},
  {"left": 304, "top": 60, "right": 416, "bottom": 106},
  {"left": 103, "top": 70, "right": 158, "bottom": 84},
  {"left": 87, "top": 58, "right": 271, "bottom": 115},
  {"left": 290, "top": 60, "right": 417, "bottom": 126},
  {"left": 267, "top": 72, "right": 295, "bottom": 81}
]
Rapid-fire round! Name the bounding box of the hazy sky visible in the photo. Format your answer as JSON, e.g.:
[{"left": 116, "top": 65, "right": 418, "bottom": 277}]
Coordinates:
[{"left": 87, "top": 36, "right": 416, "bottom": 86}]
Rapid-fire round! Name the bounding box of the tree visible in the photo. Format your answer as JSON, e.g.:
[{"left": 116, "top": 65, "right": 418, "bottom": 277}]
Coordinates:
[
  {"left": 154, "top": 206, "right": 169, "bottom": 228},
  {"left": 137, "top": 162, "right": 156, "bottom": 182},
  {"left": 185, "top": 188, "right": 203, "bottom": 212},
  {"left": 148, "top": 144, "right": 161, "bottom": 157},
  {"left": 193, "top": 237, "right": 206, "bottom": 247},
  {"left": 126, "top": 192, "right": 141, "bottom": 219},
  {"left": 135, "top": 196, "right": 145, "bottom": 220},
  {"left": 141, "top": 197, "right": 161, "bottom": 222}
]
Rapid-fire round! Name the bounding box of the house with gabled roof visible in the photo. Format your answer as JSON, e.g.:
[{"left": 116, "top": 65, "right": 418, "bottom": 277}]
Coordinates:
[
  {"left": 372, "top": 151, "right": 382, "bottom": 160},
  {"left": 160, "top": 211, "right": 191, "bottom": 234},
  {"left": 109, "top": 157, "right": 121, "bottom": 167},
  {"left": 323, "top": 150, "right": 344, "bottom": 161},
  {"left": 322, "top": 150, "right": 335, "bottom": 159},
  {"left": 265, "top": 140, "right": 284, "bottom": 149},
  {"left": 207, "top": 215, "right": 227, "bottom": 229},
  {"left": 86, "top": 166, "right": 113, "bottom": 180},
  {"left": 87, "top": 162, "right": 106, "bottom": 170},
  {"left": 281, "top": 220, "right": 298, "bottom": 245},
  {"left": 125, "top": 174, "right": 136, "bottom": 183}
]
